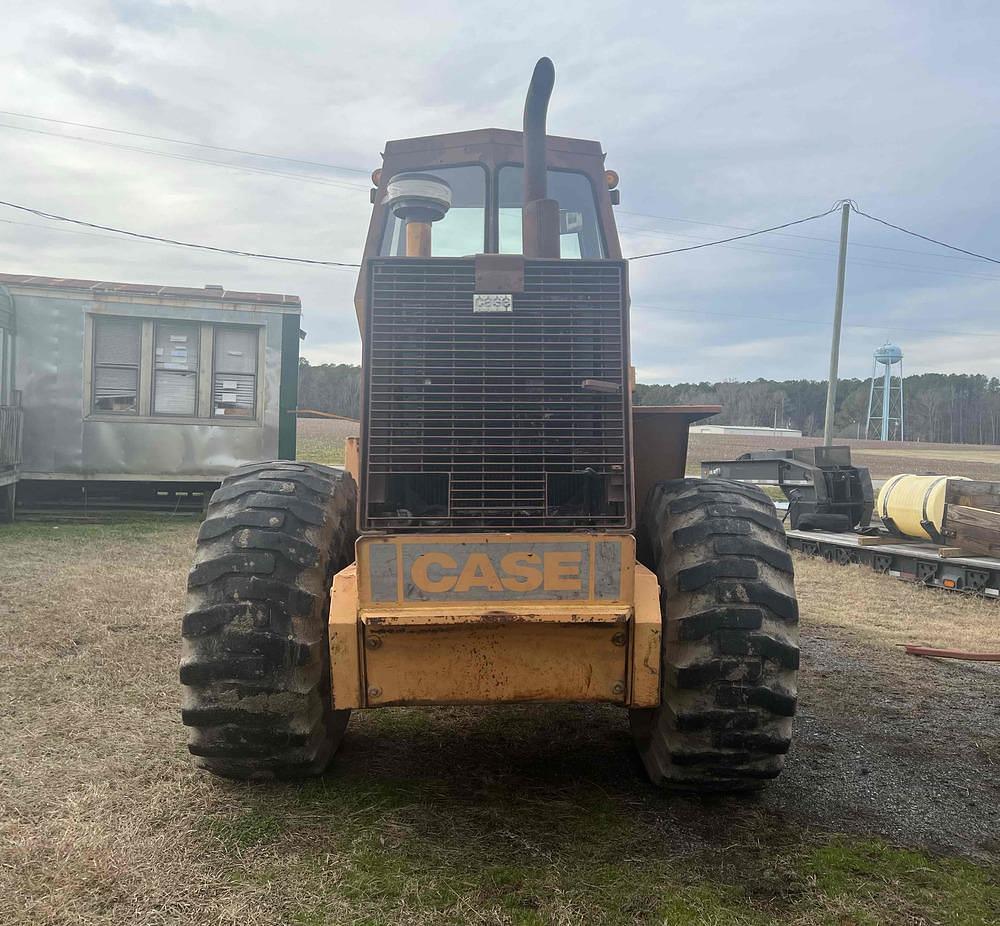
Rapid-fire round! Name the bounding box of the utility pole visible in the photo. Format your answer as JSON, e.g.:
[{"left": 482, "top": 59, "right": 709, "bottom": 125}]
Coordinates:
[{"left": 823, "top": 201, "right": 851, "bottom": 445}]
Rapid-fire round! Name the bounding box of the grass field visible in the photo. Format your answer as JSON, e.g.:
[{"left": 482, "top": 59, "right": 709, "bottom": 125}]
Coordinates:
[
  {"left": 294, "top": 418, "right": 1000, "bottom": 482},
  {"left": 2, "top": 509, "right": 998, "bottom": 924},
  {"left": 687, "top": 432, "right": 1000, "bottom": 481}
]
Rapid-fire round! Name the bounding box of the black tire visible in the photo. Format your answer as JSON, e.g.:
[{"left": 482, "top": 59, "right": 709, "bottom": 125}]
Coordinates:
[
  {"left": 180, "top": 461, "right": 357, "bottom": 780},
  {"left": 630, "top": 478, "right": 799, "bottom": 792}
]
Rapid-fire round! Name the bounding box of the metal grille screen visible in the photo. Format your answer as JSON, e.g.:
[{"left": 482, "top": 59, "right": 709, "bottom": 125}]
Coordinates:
[{"left": 362, "top": 258, "right": 631, "bottom": 531}]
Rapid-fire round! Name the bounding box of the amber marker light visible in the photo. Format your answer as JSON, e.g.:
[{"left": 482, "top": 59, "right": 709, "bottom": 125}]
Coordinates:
[
  {"left": 371, "top": 168, "right": 382, "bottom": 186},
  {"left": 605, "top": 169, "right": 620, "bottom": 189}
]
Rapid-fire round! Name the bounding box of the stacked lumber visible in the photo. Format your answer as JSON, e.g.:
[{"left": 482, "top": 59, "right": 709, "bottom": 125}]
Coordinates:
[{"left": 943, "top": 480, "right": 1000, "bottom": 558}]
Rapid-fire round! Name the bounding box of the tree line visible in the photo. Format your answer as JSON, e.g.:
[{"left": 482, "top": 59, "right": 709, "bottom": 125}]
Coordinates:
[{"left": 298, "top": 360, "right": 1000, "bottom": 445}]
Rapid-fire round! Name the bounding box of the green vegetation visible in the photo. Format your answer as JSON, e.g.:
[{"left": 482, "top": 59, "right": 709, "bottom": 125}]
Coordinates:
[
  {"left": 636, "top": 373, "right": 1000, "bottom": 444},
  {"left": 298, "top": 359, "right": 361, "bottom": 419},
  {"left": 195, "top": 748, "right": 998, "bottom": 925},
  {"left": 295, "top": 359, "right": 1000, "bottom": 443},
  {"left": 0, "top": 514, "right": 197, "bottom": 547},
  {"left": 297, "top": 432, "right": 347, "bottom": 465}
]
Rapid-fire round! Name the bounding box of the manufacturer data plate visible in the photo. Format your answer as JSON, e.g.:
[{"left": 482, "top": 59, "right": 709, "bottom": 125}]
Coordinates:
[{"left": 472, "top": 293, "right": 513, "bottom": 313}]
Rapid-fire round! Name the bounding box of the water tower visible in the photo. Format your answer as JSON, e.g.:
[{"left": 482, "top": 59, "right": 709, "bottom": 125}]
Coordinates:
[{"left": 865, "top": 343, "right": 904, "bottom": 441}]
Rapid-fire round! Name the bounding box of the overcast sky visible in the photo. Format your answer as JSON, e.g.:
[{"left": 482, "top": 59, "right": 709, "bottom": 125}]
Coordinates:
[{"left": 2, "top": 0, "right": 998, "bottom": 383}]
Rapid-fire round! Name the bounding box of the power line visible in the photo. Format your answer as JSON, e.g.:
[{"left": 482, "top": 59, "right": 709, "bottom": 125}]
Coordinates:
[
  {"left": 850, "top": 205, "right": 1000, "bottom": 265},
  {"left": 619, "top": 223, "right": 1000, "bottom": 282},
  {"left": 626, "top": 205, "right": 842, "bottom": 260},
  {"left": 0, "top": 122, "right": 368, "bottom": 192},
  {"left": 0, "top": 108, "right": 370, "bottom": 175},
  {"left": 2, "top": 192, "right": 997, "bottom": 295},
  {"left": 0, "top": 216, "right": 360, "bottom": 271},
  {"left": 0, "top": 200, "right": 361, "bottom": 268},
  {"left": 619, "top": 208, "right": 987, "bottom": 262},
  {"left": 4, "top": 107, "right": 998, "bottom": 271}
]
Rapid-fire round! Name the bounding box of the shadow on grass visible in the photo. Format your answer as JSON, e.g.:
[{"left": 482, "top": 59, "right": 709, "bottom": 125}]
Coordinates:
[{"left": 197, "top": 704, "right": 997, "bottom": 924}]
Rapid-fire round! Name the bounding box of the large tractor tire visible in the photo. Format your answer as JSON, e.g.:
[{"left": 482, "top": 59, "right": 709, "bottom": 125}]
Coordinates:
[
  {"left": 180, "top": 461, "right": 357, "bottom": 780},
  {"left": 631, "top": 478, "right": 799, "bottom": 792}
]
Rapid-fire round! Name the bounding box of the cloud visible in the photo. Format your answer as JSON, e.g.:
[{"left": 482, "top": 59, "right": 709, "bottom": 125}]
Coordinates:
[
  {"left": 108, "top": 0, "right": 197, "bottom": 33},
  {"left": 57, "top": 69, "right": 167, "bottom": 113},
  {"left": 1, "top": 0, "right": 998, "bottom": 386},
  {"left": 46, "top": 27, "right": 120, "bottom": 64}
]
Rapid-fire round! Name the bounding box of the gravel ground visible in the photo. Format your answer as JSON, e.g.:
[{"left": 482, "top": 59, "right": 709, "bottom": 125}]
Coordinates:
[{"left": 767, "top": 621, "right": 999, "bottom": 859}]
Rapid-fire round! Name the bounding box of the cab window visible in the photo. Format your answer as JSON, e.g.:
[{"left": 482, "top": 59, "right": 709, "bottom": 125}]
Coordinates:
[
  {"left": 498, "top": 166, "right": 605, "bottom": 258},
  {"left": 379, "top": 165, "right": 487, "bottom": 257}
]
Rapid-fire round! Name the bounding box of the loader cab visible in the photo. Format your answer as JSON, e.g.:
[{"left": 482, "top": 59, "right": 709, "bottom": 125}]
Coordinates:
[{"left": 354, "top": 128, "right": 622, "bottom": 323}]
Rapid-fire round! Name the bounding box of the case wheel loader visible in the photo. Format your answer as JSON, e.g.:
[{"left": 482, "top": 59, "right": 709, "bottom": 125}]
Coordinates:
[{"left": 180, "top": 58, "right": 799, "bottom": 791}]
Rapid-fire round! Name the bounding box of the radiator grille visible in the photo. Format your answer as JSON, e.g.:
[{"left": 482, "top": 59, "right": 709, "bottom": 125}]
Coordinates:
[{"left": 361, "top": 258, "right": 631, "bottom": 531}]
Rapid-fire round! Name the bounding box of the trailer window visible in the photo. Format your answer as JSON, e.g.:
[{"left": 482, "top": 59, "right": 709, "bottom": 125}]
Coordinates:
[
  {"left": 153, "top": 322, "right": 199, "bottom": 416},
  {"left": 379, "top": 165, "right": 486, "bottom": 257},
  {"left": 212, "top": 327, "right": 258, "bottom": 418},
  {"left": 498, "top": 167, "right": 605, "bottom": 258},
  {"left": 93, "top": 317, "right": 141, "bottom": 414}
]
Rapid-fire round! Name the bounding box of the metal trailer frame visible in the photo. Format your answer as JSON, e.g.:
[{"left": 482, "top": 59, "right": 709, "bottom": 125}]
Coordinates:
[
  {"left": 787, "top": 528, "right": 1000, "bottom": 598},
  {"left": 702, "top": 445, "right": 874, "bottom": 531},
  {"left": 0, "top": 273, "right": 302, "bottom": 511}
]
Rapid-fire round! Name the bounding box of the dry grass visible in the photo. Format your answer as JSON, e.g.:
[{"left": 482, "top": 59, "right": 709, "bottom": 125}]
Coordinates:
[
  {"left": 1, "top": 520, "right": 997, "bottom": 925},
  {"left": 688, "top": 433, "right": 1000, "bottom": 481},
  {"left": 295, "top": 418, "right": 359, "bottom": 468},
  {"left": 793, "top": 554, "right": 1000, "bottom": 652}
]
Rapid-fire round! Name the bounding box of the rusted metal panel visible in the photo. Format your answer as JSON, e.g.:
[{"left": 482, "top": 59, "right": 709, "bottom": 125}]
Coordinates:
[
  {"left": 632, "top": 405, "right": 720, "bottom": 511},
  {"left": 329, "top": 537, "right": 662, "bottom": 709},
  {"left": 628, "top": 564, "right": 661, "bottom": 708},
  {"left": 361, "top": 612, "right": 629, "bottom": 706},
  {"left": 354, "top": 127, "right": 622, "bottom": 327},
  {"left": 344, "top": 436, "right": 360, "bottom": 486},
  {"left": 329, "top": 564, "right": 363, "bottom": 709},
  {"left": 357, "top": 533, "right": 634, "bottom": 606},
  {"left": 473, "top": 254, "right": 525, "bottom": 293},
  {"left": 903, "top": 644, "right": 1000, "bottom": 662},
  {"left": 361, "top": 259, "right": 632, "bottom": 532}
]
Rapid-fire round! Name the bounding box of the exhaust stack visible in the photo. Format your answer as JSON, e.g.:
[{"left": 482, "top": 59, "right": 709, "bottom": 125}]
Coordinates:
[{"left": 522, "top": 57, "right": 560, "bottom": 259}]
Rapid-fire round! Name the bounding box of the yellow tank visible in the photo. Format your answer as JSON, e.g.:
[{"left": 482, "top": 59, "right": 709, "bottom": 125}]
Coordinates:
[{"left": 876, "top": 474, "right": 968, "bottom": 541}]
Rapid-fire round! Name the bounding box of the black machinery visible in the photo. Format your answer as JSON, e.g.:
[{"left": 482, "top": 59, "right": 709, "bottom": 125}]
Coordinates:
[{"left": 702, "top": 445, "right": 874, "bottom": 532}]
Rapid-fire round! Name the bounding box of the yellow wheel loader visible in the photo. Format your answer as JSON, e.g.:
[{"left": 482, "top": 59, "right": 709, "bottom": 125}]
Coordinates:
[{"left": 180, "top": 58, "right": 799, "bottom": 791}]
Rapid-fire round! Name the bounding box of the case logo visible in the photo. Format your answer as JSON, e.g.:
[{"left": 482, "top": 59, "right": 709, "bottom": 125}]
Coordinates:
[
  {"left": 473, "top": 293, "right": 513, "bottom": 313},
  {"left": 410, "top": 550, "right": 582, "bottom": 594}
]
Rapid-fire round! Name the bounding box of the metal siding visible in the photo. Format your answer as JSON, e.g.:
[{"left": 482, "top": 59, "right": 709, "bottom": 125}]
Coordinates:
[
  {"left": 13, "top": 290, "right": 287, "bottom": 478},
  {"left": 15, "top": 292, "right": 86, "bottom": 474},
  {"left": 277, "top": 312, "right": 299, "bottom": 460},
  {"left": 0, "top": 286, "right": 14, "bottom": 331}
]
